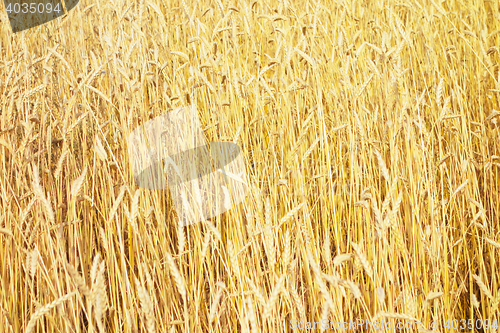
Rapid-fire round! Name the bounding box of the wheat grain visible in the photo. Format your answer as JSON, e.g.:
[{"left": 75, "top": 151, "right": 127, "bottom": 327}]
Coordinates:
[
  {"left": 54, "top": 147, "right": 69, "bottom": 179},
  {"left": 164, "top": 253, "right": 186, "bottom": 300},
  {"left": 245, "top": 277, "right": 266, "bottom": 308},
  {"left": 278, "top": 202, "right": 306, "bottom": 227},
  {"left": 288, "top": 281, "right": 305, "bottom": 321},
  {"left": 374, "top": 149, "right": 390, "bottom": 181},
  {"left": 262, "top": 275, "right": 285, "bottom": 321},
  {"left": 142, "top": 263, "right": 155, "bottom": 297},
  {"left": 90, "top": 253, "right": 101, "bottom": 287},
  {"left": 109, "top": 186, "right": 126, "bottom": 222},
  {"left": 31, "top": 165, "right": 55, "bottom": 224},
  {"left": 403, "top": 289, "right": 418, "bottom": 317},
  {"left": 94, "top": 136, "right": 107, "bottom": 162},
  {"left": 333, "top": 253, "right": 352, "bottom": 266},
  {"left": 99, "top": 226, "right": 108, "bottom": 250},
  {"left": 471, "top": 294, "right": 480, "bottom": 307},
  {"left": 227, "top": 240, "right": 240, "bottom": 276},
  {"left": 215, "top": 0, "right": 224, "bottom": 17},
  {"left": 170, "top": 51, "right": 190, "bottom": 63},
  {"left": 93, "top": 260, "right": 107, "bottom": 332},
  {"left": 21, "top": 198, "right": 36, "bottom": 226},
  {"left": 135, "top": 278, "right": 156, "bottom": 333},
  {"left": 342, "top": 279, "right": 362, "bottom": 299},
  {"left": 387, "top": 191, "right": 403, "bottom": 229},
  {"left": 426, "top": 291, "right": 444, "bottom": 302},
  {"left": 472, "top": 274, "right": 493, "bottom": 299},
  {"left": 307, "top": 250, "right": 336, "bottom": 309},
  {"left": 26, "top": 292, "right": 77, "bottom": 333},
  {"left": 484, "top": 237, "right": 500, "bottom": 249},
  {"left": 71, "top": 166, "right": 87, "bottom": 198},
  {"left": 436, "top": 78, "right": 444, "bottom": 107},
  {"left": 200, "top": 231, "right": 212, "bottom": 265},
  {"left": 350, "top": 242, "right": 373, "bottom": 279},
  {"left": 65, "top": 262, "right": 91, "bottom": 298},
  {"left": 27, "top": 247, "right": 38, "bottom": 279},
  {"left": 322, "top": 234, "right": 332, "bottom": 266},
  {"left": 64, "top": 112, "right": 89, "bottom": 138},
  {"left": 23, "top": 84, "right": 45, "bottom": 100},
  {"left": 376, "top": 287, "right": 386, "bottom": 304},
  {"left": 245, "top": 297, "right": 258, "bottom": 333},
  {"left": 208, "top": 282, "right": 225, "bottom": 323}
]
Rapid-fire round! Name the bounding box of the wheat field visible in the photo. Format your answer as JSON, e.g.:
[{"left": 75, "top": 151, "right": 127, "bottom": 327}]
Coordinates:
[{"left": 0, "top": 0, "right": 499, "bottom": 332}]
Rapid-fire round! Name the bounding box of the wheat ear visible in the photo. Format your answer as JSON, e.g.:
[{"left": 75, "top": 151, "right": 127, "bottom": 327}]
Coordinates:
[{"left": 26, "top": 292, "right": 76, "bottom": 333}]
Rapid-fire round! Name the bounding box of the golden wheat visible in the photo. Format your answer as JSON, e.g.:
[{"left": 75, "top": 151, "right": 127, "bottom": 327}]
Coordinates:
[{"left": 2, "top": 0, "right": 499, "bottom": 331}]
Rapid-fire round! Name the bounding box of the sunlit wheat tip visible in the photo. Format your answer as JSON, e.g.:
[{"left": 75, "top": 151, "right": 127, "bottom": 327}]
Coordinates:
[
  {"left": 71, "top": 166, "right": 87, "bottom": 198},
  {"left": 472, "top": 274, "right": 493, "bottom": 299}
]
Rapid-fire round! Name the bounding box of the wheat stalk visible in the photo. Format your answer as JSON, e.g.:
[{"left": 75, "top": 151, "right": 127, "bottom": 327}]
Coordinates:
[
  {"left": 263, "top": 197, "right": 275, "bottom": 271},
  {"left": 283, "top": 230, "right": 292, "bottom": 270}
]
